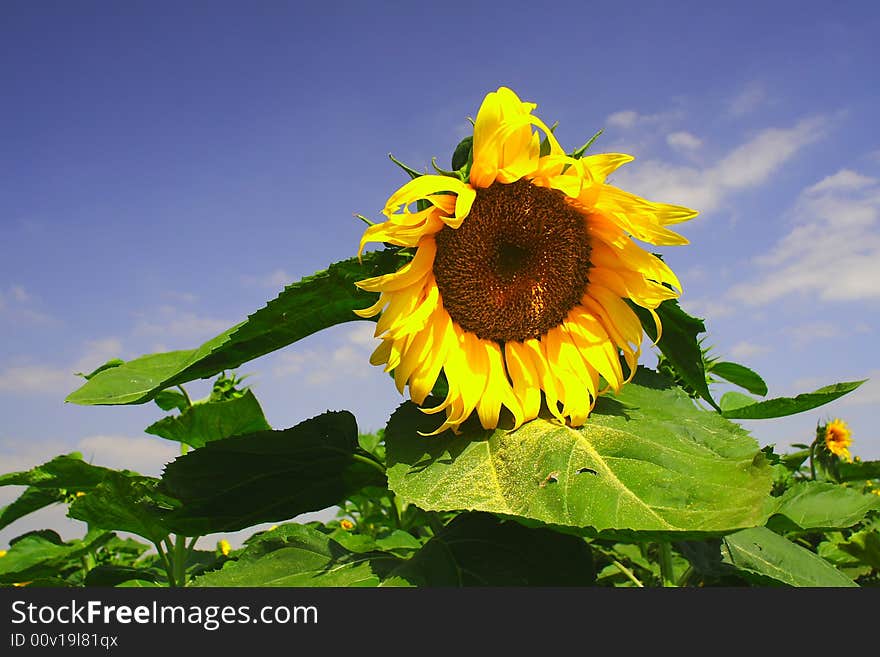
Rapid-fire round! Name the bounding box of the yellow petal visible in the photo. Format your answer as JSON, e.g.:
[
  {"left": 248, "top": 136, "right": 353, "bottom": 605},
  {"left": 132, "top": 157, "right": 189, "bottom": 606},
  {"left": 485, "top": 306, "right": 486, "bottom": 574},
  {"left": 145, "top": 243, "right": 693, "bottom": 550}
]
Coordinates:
[{"left": 356, "top": 239, "right": 435, "bottom": 292}]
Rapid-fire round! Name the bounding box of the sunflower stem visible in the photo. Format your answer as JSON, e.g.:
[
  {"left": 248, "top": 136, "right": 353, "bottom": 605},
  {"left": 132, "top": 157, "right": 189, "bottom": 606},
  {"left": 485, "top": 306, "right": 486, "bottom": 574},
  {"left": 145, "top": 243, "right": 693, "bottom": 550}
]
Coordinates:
[
  {"left": 657, "top": 542, "right": 676, "bottom": 587},
  {"left": 612, "top": 559, "right": 644, "bottom": 587}
]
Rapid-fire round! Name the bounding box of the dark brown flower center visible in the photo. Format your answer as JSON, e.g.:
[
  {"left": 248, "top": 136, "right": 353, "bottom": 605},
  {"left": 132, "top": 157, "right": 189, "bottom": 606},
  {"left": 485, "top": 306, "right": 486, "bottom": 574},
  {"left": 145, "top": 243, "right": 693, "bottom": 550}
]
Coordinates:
[{"left": 433, "top": 179, "right": 592, "bottom": 343}]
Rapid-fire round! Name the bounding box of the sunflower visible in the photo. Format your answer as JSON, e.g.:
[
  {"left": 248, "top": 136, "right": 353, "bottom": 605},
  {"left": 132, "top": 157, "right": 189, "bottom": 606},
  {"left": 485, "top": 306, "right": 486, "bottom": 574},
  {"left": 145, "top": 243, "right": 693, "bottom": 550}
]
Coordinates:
[
  {"left": 356, "top": 87, "right": 696, "bottom": 434},
  {"left": 823, "top": 418, "right": 853, "bottom": 462}
]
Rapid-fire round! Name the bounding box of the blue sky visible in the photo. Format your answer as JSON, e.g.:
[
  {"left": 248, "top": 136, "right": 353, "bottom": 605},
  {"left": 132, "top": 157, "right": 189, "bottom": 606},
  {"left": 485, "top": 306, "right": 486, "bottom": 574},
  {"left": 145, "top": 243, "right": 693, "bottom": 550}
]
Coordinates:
[{"left": 2, "top": 1, "right": 879, "bottom": 548}]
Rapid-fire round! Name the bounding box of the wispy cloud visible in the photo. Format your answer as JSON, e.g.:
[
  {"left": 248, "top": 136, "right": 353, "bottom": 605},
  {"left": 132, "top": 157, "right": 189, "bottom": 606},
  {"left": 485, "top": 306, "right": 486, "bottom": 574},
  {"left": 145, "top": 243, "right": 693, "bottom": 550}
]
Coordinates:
[
  {"left": 0, "top": 338, "right": 124, "bottom": 395},
  {"left": 728, "top": 341, "right": 770, "bottom": 359},
  {"left": 666, "top": 131, "right": 702, "bottom": 151},
  {"left": 612, "top": 117, "right": 825, "bottom": 211},
  {"left": 727, "top": 82, "right": 767, "bottom": 117},
  {"left": 241, "top": 269, "right": 294, "bottom": 290},
  {"left": 0, "top": 284, "right": 57, "bottom": 326},
  {"left": 133, "top": 306, "right": 232, "bottom": 341},
  {"left": 273, "top": 323, "right": 376, "bottom": 386},
  {"left": 729, "top": 168, "right": 880, "bottom": 305},
  {"left": 605, "top": 109, "right": 681, "bottom": 129}
]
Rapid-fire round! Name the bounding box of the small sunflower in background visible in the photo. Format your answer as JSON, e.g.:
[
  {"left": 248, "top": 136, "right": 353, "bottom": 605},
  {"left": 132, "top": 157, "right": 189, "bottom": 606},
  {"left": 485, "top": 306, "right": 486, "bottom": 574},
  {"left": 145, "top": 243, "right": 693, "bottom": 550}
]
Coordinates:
[
  {"left": 823, "top": 418, "right": 853, "bottom": 463},
  {"left": 356, "top": 87, "right": 696, "bottom": 434}
]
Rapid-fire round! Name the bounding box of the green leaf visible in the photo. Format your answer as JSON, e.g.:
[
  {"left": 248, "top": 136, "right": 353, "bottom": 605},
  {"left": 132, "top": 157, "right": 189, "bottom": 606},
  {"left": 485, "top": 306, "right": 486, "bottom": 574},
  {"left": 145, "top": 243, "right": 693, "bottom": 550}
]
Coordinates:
[
  {"left": 837, "top": 527, "right": 880, "bottom": 570},
  {"left": 75, "top": 358, "right": 124, "bottom": 380},
  {"left": 630, "top": 299, "right": 720, "bottom": 411},
  {"left": 65, "top": 249, "right": 405, "bottom": 406},
  {"left": 719, "top": 391, "right": 759, "bottom": 412},
  {"left": 0, "top": 529, "right": 114, "bottom": 585},
  {"left": 451, "top": 135, "right": 473, "bottom": 172},
  {"left": 570, "top": 129, "right": 604, "bottom": 159},
  {"left": 722, "top": 526, "right": 856, "bottom": 587},
  {"left": 84, "top": 565, "right": 161, "bottom": 587},
  {"left": 390, "top": 513, "right": 595, "bottom": 586},
  {"left": 154, "top": 390, "right": 189, "bottom": 412},
  {"left": 838, "top": 459, "right": 880, "bottom": 482},
  {"left": 68, "top": 474, "right": 174, "bottom": 545},
  {"left": 711, "top": 362, "right": 768, "bottom": 396},
  {"left": 191, "top": 523, "right": 391, "bottom": 587},
  {"left": 386, "top": 368, "right": 773, "bottom": 537},
  {"left": 0, "top": 452, "right": 132, "bottom": 490},
  {"left": 721, "top": 380, "right": 866, "bottom": 419},
  {"left": 0, "top": 487, "right": 65, "bottom": 531},
  {"left": 767, "top": 482, "right": 880, "bottom": 532},
  {"left": 145, "top": 390, "right": 271, "bottom": 448},
  {"left": 159, "top": 411, "right": 385, "bottom": 535}
]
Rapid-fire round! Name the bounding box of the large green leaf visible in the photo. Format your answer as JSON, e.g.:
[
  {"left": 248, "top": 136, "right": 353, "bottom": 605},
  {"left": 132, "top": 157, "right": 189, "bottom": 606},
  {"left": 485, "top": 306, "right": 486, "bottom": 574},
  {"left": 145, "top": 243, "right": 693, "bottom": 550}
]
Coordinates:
[
  {"left": 721, "top": 526, "right": 856, "bottom": 587},
  {"left": 67, "top": 473, "right": 174, "bottom": 545},
  {"left": 158, "top": 411, "right": 385, "bottom": 535},
  {"left": 386, "top": 368, "right": 773, "bottom": 537},
  {"left": 390, "top": 512, "right": 595, "bottom": 586},
  {"left": 711, "top": 361, "right": 768, "bottom": 396},
  {"left": 838, "top": 459, "right": 880, "bottom": 482},
  {"left": 767, "top": 482, "right": 880, "bottom": 532},
  {"left": 0, "top": 529, "right": 113, "bottom": 585},
  {"left": 631, "top": 299, "right": 720, "bottom": 411},
  {"left": 0, "top": 487, "right": 65, "bottom": 531},
  {"left": 191, "top": 523, "right": 392, "bottom": 587},
  {"left": 145, "top": 390, "right": 271, "bottom": 448},
  {"left": 65, "top": 249, "right": 405, "bottom": 406},
  {"left": 0, "top": 453, "right": 133, "bottom": 490},
  {"left": 720, "top": 380, "right": 866, "bottom": 419}
]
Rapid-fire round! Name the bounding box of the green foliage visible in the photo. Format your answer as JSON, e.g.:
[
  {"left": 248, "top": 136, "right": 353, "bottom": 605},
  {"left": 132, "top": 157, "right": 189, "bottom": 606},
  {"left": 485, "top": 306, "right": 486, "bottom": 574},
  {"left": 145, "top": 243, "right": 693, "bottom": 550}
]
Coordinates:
[
  {"left": 192, "top": 523, "right": 391, "bottom": 587},
  {"left": 3, "top": 249, "right": 874, "bottom": 589},
  {"left": 65, "top": 249, "right": 405, "bottom": 406},
  {"left": 631, "top": 299, "right": 721, "bottom": 411},
  {"left": 146, "top": 390, "right": 271, "bottom": 449},
  {"left": 158, "top": 411, "right": 385, "bottom": 535},
  {"left": 386, "top": 368, "right": 773, "bottom": 537},
  {"left": 720, "top": 380, "right": 866, "bottom": 419},
  {"left": 721, "top": 527, "right": 857, "bottom": 587},
  {"left": 390, "top": 513, "right": 595, "bottom": 586}
]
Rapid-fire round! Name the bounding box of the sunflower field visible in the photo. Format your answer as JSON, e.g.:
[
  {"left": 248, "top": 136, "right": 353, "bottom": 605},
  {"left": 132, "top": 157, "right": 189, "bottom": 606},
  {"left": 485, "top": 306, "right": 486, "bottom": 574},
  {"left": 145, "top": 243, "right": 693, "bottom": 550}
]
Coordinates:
[{"left": 2, "top": 88, "right": 878, "bottom": 589}]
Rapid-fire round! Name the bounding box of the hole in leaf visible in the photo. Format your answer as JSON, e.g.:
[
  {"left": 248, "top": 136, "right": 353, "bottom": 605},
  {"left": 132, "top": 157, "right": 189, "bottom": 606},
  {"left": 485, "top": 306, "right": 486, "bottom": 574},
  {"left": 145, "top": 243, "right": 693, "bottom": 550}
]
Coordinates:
[
  {"left": 576, "top": 467, "right": 598, "bottom": 475},
  {"left": 539, "top": 471, "right": 560, "bottom": 488}
]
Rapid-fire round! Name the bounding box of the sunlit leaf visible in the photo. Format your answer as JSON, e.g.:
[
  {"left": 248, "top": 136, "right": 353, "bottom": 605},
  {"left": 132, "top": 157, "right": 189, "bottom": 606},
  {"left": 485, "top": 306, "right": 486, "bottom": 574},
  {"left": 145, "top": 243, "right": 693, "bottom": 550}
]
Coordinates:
[
  {"left": 722, "top": 526, "right": 856, "bottom": 587},
  {"left": 146, "top": 390, "right": 271, "bottom": 448},
  {"left": 711, "top": 361, "right": 768, "bottom": 396},
  {"left": 386, "top": 368, "right": 773, "bottom": 537},
  {"left": 767, "top": 482, "right": 880, "bottom": 532},
  {"left": 720, "top": 380, "right": 866, "bottom": 419}
]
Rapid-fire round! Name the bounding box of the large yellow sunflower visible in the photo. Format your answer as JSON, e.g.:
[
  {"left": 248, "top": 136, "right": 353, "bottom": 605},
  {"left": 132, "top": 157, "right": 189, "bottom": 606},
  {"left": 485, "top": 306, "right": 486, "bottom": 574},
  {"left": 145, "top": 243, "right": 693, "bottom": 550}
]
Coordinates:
[{"left": 356, "top": 87, "right": 697, "bottom": 434}]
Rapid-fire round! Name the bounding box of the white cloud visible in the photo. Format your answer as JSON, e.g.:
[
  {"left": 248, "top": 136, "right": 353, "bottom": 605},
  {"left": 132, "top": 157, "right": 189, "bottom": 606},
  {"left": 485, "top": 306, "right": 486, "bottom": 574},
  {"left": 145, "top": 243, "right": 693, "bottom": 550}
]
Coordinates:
[
  {"left": 0, "top": 337, "right": 125, "bottom": 395},
  {"left": 728, "top": 82, "right": 767, "bottom": 117},
  {"left": 666, "top": 131, "right": 702, "bottom": 151},
  {"left": 728, "top": 341, "right": 770, "bottom": 359},
  {"left": 612, "top": 117, "right": 824, "bottom": 211},
  {"left": 605, "top": 109, "right": 680, "bottom": 130},
  {"left": 242, "top": 269, "right": 294, "bottom": 289},
  {"left": 788, "top": 321, "right": 842, "bottom": 347},
  {"left": 0, "top": 284, "right": 56, "bottom": 326},
  {"left": 730, "top": 169, "right": 880, "bottom": 305},
  {"left": 273, "top": 322, "right": 375, "bottom": 386},
  {"left": 10, "top": 285, "right": 30, "bottom": 302},
  {"left": 0, "top": 365, "right": 76, "bottom": 394},
  {"left": 133, "top": 307, "right": 231, "bottom": 340},
  {"left": 806, "top": 169, "right": 876, "bottom": 194},
  {"left": 76, "top": 435, "right": 179, "bottom": 477}
]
